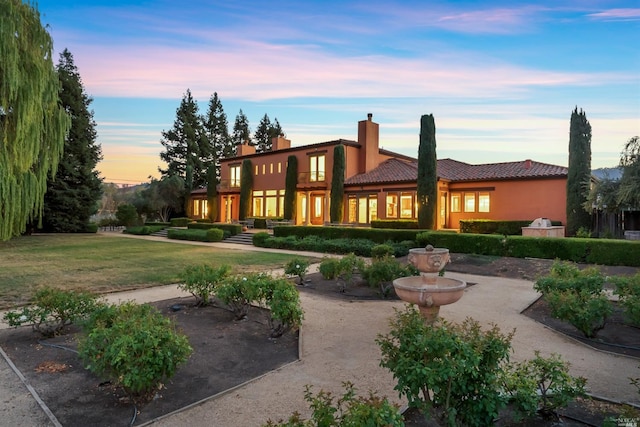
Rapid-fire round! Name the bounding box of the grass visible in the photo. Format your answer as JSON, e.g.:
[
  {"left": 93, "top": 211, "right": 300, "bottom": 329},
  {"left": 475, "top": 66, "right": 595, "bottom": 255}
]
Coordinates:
[{"left": 0, "top": 234, "right": 315, "bottom": 309}]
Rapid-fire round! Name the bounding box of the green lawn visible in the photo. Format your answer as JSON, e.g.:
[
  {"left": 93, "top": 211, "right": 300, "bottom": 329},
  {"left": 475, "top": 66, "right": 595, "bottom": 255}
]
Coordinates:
[{"left": 0, "top": 234, "right": 311, "bottom": 309}]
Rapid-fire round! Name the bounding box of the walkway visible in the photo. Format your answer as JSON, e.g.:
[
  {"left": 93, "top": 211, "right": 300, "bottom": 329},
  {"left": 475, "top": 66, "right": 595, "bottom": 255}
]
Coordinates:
[{"left": 1, "top": 233, "right": 638, "bottom": 426}]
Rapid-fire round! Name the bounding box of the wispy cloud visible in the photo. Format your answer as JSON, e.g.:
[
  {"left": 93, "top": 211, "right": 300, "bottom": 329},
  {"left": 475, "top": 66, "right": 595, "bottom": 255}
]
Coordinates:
[{"left": 588, "top": 8, "right": 640, "bottom": 21}]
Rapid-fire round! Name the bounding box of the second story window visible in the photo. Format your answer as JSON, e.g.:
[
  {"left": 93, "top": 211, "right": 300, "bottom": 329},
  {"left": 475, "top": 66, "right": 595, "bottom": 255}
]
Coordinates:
[
  {"left": 230, "top": 165, "right": 241, "bottom": 187},
  {"left": 310, "top": 154, "right": 325, "bottom": 182}
]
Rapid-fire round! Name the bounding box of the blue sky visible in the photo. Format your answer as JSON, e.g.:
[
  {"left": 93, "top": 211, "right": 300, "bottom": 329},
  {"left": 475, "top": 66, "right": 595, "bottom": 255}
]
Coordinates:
[{"left": 37, "top": 0, "right": 640, "bottom": 185}]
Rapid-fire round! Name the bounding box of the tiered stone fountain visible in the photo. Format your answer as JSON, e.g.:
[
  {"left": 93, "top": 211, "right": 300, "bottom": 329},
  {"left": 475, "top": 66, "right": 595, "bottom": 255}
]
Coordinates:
[{"left": 393, "top": 245, "right": 466, "bottom": 324}]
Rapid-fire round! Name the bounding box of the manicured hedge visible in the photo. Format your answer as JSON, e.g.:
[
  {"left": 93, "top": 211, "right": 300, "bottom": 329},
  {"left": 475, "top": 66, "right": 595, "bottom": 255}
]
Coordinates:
[
  {"left": 168, "top": 228, "right": 224, "bottom": 242},
  {"left": 416, "top": 231, "right": 640, "bottom": 267},
  {"left": 459, "top": 219, "right": 562, "bottom": 235},
  {"left": 170, "top": 217, "right": 192, "bottom": 227},
  {"left": 187, "top": 222, "right": 242, "bottom": 236},
  {"left": 124, "top": 225, "right": 166, "bottom": 235},
  {"left": 273, "top": 225, "right": 420, "bottom": 243},
  {"left": 371, "top": 220, "right": 421, "bottom": 229}
]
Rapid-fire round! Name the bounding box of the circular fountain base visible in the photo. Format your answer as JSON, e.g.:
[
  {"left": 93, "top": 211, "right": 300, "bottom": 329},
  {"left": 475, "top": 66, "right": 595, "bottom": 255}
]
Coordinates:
[{"left": 393, "top": 276, "right": 466, "bottom": 324}]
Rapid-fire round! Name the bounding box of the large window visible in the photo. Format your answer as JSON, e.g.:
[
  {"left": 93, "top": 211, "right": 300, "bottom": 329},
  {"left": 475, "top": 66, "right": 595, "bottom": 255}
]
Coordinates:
[
  {"left": 309, "top": 154, "right": 325, "bottom": 182},
  {"left": 451, "top": 194, "right": 461, "bottom": 213},
  {"left": 252, "top": 189, "right": 286, "bottom": 217},
  {"left": 400, "top": 193, "right": 414, "bottom": 219},
  {"left": 386, "top": 194, "right": 398, "bottom": 217},
  {"left": 478, "top": 193, "right": 490, "bottom": 212},
  {"left": 230, "top": 165, "right": 241, "bottom": 187},
  {"left": 348, "top": 194, "right": 377, "bottom": 224},
  {"left": 464, "top": 193, "right": 475, "bottom": 212}
]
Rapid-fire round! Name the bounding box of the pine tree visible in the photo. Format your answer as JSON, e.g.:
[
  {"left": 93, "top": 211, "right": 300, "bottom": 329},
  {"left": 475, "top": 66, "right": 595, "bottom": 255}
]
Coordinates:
[
  {"left": 253, "top": 114, "right": 284, "bottom": 153},
  {"left": 159, "top": 89, "right": 210, "bottom": 212},
  {"left": 0, "top": 1, "right": 70, "bottom": 240},
  {"left": 566, "top": 107, "right": 592, "bottom": 236},
  {"left": 417, "top": 114, "right": 437, "bottom": 229},
  {"left": 254, "top": 114, "right": 272, "bottom": 153},
  {"left": 202, "top": 92, "right": 234, "bottom": 182},
  {"left": 40, "top": 49, "right": 103, "bottom": 232},
  {"left": 330, "top": 145, "right": 345, "bottom": 223},
  {"left": 231, "top": 109, "right": 251, "bottom": 146}
]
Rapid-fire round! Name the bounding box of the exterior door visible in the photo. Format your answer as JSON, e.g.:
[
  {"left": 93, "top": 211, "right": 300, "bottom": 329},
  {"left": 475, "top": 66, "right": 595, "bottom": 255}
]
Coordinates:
[
  {"left": 310, "top": 194, "right": 324, "bottom": 225},
  {"left": 439, "top": 192, "right": 447, "bottom": 229}
]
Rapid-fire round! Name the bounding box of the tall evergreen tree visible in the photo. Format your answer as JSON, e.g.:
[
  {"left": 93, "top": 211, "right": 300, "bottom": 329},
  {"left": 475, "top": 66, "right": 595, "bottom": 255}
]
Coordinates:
[
  {"left": 239, "top": 159, "right": 253, "bottom": 220},
  {"left": 40, "top": 49, "right": 103, "bottom": 232},
  {"left": 417, "top": 114, "right": 437, "bottom": 229},
  {"left": 254, "top": 114, "right": 272, "bottom": 153},
  {"left": 202, "top": 92, "right": 234, "bottom": 182},
  {"left": 206, "top": 163, "right": 218, "bottom": 222},
  {"left": 253, "top": 114, "right": 284, "bottom": 153},
  {"left": 330, "top": 145, "right": 345, "bottom": 223},
  {"left": 159, "top": 89, "right": 210, "bottom": 189},
  {"left": 617, "top": 136, "right": 640, "bottom": 209},
  {"left": 0, "top": 0, "right": 70, "bottom": 240},
  {"left": 566, "top": 107, "right": 592, "bottom": 236},
  {"left": 231, "top": 109, "right": 251, "bottom": 146},
  {"left": 283, "top": 155, "right": 298, "bottom": 220}
]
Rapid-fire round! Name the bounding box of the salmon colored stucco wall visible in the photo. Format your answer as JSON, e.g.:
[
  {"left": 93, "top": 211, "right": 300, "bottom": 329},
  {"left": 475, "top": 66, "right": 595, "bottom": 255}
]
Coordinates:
[{"left": 447, "top": 177, "right": 567, "bottom": 229}]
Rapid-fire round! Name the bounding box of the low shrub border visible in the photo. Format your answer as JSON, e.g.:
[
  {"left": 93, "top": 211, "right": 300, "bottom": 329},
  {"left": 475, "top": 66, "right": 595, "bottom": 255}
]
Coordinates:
[{"left": 167, "top": 228, "right": 224, "bottom": 242}]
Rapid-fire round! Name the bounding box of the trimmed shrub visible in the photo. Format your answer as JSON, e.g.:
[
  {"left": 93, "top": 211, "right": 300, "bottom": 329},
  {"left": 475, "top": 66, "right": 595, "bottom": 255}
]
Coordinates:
[
  {"left": 178, "top": 264, "right": 231, "bottom": 306},
  {"left": 371, "top": 243, "right": 394, "bottom": 259},
  {"left": 116, "top": 203, "right": 138, "bottom": 227},
  {"left": 362, "top": 255, "right": 420, "bottom": 297},
  {"left": 188, "top": 222, "right": 242, "bottom": 236},
  {"left": 205, "top": 228, "right": 224, "bottom": 242},
  {"left": 252, "top": 231, "right": 271, "bottom": 246},
  {"left": 264, "top": 382, "right": 403, "bottom": 427},
  {"left": 216, "top": 274, "right": 263, "bottom": 320},
  {"left": 284, "top": 257, "right": 311, "bottom": 283},
  {"left": 612, "top": 273, "right": 640, "bottom": 326},
  {"left": 170, "top": 217, "right": 191, "bottom": 227},
  {"left": 79, "top": 302, "right": 192, "bottom": 402},
  {"left": 377, "top": 308, "right": 514, "bottom": 427},
  {"left": 167, "top": 228, "right": 222, "bottom": 242},
  {"left": 124, "top": 225, "right": 165, "bottom": 235},
  {"left": 3, "top": 287, "right": 102, "bottom": 337}
]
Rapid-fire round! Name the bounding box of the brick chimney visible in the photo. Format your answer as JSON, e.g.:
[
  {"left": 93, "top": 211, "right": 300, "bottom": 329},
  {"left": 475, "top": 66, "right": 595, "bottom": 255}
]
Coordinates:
[
  {"left": 524, "top": 159, "right": 532, "bottom": 170},
  {"left": 358, "top": 113, "right": 379, "bottom": 174},
  {"left": 236, "top": 140, "right": 256, "bottom": 156},
  {"left": 272, "top": 134, "right": 291, "bottom": 151}
]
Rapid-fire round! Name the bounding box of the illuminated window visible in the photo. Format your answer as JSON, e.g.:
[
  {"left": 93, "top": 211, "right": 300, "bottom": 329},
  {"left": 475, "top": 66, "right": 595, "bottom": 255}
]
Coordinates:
[
  {"left": 193, "top": 200, "right": 200, "bottom": 216},
  {"left": 278, "top": 162, "right": 282, "bottom": 173},
  {"left": 270, "top": 163, "right": 274, "bottom": 174},
  {"left": 230, "top": 165, "right": 241, "bottom": 187},
  {"left": 203, "top": 200, "right": 208, "bottom": 218},
  {"left": 400, "top": 192, "right": 413, "bottom": 218},
  {"left": 451, "top": 194, "right": 461, "bottom": 213},
  {"left": 386, "top": 194, "right": 398, "bottom": 218},
  {"left": 348, "top": 197, "right": 357, "bottom": 223},
  {"left": 309, "top": 154, "right": 325, "bottom": 182},
  {"left": 255, "top": 165, "right": 258, "bottom": 175},
  {"left": 464, "top": 193, "right": 475, "bottom": 212},
  {"left": 478, "top": 193, "right": 490, "bottom": 212},
  {"left": 262, "top": 164, "right": 266, "bottom": 174},
  {"left": 369, "top": 197, "right": 378, "bottom": 222}
]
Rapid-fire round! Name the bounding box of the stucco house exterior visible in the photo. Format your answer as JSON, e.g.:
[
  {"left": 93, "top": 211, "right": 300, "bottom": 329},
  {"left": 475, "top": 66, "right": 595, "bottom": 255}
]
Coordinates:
[{"left": 189, "top": 114, "right": 568, "bottom": 230}]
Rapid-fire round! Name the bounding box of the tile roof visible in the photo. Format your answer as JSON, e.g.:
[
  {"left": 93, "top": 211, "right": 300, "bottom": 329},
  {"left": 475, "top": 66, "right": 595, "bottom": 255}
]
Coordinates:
[{"left": 344, "top": 157, "right": 568, "bottom": 186}]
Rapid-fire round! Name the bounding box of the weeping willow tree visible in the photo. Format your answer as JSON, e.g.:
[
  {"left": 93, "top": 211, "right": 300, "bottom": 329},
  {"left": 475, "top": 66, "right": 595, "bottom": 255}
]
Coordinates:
[{"left": 1, "top": 1, "right": 70, "bottom": 240}]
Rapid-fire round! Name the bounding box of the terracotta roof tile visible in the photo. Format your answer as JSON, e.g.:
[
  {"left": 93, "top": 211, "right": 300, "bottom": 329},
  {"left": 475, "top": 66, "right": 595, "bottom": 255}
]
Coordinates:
[{"left": 345, "top": 157, "right": 567, "bottom": 186}]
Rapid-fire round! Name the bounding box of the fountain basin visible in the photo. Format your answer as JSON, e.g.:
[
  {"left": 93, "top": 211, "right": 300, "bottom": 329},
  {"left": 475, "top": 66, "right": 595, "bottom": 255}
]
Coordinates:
[
  {"left": 407, "top": 247, "right": 450, "bottom": 274},
  {"left": 393, "top": 276, "right": 466, "bottom": 307},
  {"left": 393, "top": 276, "right": 466, "bottom": 323}
]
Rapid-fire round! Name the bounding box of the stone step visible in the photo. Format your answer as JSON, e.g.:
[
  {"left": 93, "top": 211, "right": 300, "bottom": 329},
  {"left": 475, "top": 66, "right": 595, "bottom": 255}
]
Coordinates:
[
  {"left": 150, "top": 229, "right": 169, "bottom": 237},
  {"left": 223, "top": 232, "right": 254, "bottom": 245}
]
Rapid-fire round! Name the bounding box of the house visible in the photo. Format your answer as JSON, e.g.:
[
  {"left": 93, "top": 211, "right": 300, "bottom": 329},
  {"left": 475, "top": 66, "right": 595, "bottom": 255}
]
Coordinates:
[{"left": 189, "top": 114, "right": 569, "bottom": 230}]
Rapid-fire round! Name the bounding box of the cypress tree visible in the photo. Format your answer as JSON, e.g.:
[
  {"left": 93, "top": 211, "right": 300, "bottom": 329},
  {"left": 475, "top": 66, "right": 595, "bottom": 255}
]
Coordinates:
[
  {"left": 206, "top": 164, "right": 218, "bottom": 222},
  {"left": 330, "top": 145, "right": 345, "bottom": 223},
  {"left": 0, "top": 1, "right": 70, "bottom": 240},
  {"left": 417, "top": 114, "right": 438, "bottom": 229},
  {"left": 239, "top": 159, "right": 253, "bottom": 220},
  {"left": 566, "top": 107, "right": 592, "bottom": 236},
  {"left": 283, "top": 156, "right": 298, "bottom": 220},
  {"left": 40, "top": 49, "right": 103, "bottom": 232}
]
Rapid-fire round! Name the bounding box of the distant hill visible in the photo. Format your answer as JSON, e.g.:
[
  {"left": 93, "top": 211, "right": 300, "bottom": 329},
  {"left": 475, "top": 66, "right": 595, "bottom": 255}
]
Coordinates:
[{"left": 592, "top": 167, "right": 623, "bottom": 180}]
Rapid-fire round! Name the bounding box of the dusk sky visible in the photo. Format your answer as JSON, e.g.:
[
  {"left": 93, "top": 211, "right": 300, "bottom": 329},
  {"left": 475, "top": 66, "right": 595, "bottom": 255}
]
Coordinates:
[{"left": 36, "top": 0, "right": 639, "bottom": 185}]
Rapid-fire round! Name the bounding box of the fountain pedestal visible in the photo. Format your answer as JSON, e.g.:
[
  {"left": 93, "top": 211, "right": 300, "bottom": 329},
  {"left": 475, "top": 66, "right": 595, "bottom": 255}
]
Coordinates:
[{"left": 393, "top": 246, "right": 466, "bottom": 324}]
